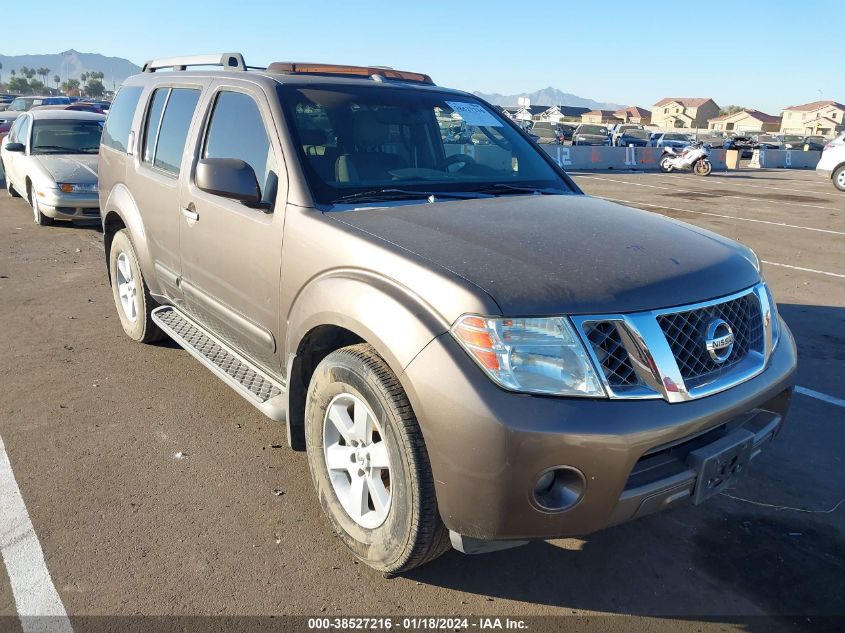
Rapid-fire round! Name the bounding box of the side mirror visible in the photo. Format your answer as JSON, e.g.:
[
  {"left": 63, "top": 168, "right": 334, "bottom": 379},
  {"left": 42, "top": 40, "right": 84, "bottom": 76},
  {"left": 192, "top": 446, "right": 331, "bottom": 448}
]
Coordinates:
[
  {"left": 4, "top": 142, "right": 25, "bottom": 153},
  {"left": 196, "top": 158, "right": 262, "bottom": 205}
]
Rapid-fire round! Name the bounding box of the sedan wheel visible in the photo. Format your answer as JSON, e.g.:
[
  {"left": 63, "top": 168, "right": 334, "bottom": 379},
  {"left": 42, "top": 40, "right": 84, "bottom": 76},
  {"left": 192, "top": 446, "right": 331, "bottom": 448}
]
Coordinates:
[
  {"left": 32, "top": 195, "right": 54, "bottom": 226},
  {"left": 834, "top": 166, "right": 845, "bottom": 192}
]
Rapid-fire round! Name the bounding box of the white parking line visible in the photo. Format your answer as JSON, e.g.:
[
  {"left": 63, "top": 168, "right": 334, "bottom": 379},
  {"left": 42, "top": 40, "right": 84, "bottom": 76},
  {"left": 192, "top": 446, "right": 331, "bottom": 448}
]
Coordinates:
[
  {"left": 796, "top": 386, "right": 845, "bottom": 409},
  {"left": 0, "top": 435, "right": 73, "bottom": 633},
  {"left": 579, "top": 175, "right": 838, "bottom": 211},
  {"left": 597, "top": 196, "right": 845, "bottom": 237},
  {"left": 659, "top": 173, "right": 835, "bottom": 195},
  {"left": 760, "top": 260, "right": 845, "bottom": 279}
]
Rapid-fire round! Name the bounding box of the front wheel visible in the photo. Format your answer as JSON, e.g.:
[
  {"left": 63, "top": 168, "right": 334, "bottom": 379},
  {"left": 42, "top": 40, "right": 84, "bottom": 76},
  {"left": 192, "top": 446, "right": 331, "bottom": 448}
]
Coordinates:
[
  {"left": 305, "top": 344, "right": 449, "bottom": 573},
  {"left": 694, "top": 158, "right": 713, "bottom": 176},
  {"left": 108, "top": 229, "right": 164, "bottom": 342},
  {"left": 833, "top": 165, "right": 845, "bottom": 192},
  {"left": 659, "top": 156, "right": 674, "bottom": 173},
  {"left": 32, "top": 195, "right": 54, "bottom": 226}
]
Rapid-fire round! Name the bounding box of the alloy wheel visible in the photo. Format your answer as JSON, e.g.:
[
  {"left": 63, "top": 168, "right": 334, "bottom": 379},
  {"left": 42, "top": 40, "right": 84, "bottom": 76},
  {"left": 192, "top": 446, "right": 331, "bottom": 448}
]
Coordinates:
[{"left": 115, "top": 252, "right": 138, "bottom": 323}]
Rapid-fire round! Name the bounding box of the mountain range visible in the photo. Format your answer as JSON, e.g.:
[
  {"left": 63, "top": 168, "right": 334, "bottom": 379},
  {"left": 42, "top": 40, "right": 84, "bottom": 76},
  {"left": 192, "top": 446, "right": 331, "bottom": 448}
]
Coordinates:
[
  {"left": 0, "top": 50, "right": 141, "bottom": 88},
  {"left": 473, "top": 87, "right": 624, "bottom": 111}
]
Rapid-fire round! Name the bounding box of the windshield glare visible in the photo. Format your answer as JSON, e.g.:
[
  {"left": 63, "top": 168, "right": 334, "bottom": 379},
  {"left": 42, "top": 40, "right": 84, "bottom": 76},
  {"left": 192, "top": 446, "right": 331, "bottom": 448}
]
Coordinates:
[
  {"left": 580, "top": 125, "right": 607, "bottom": 135},
  {"left": 623, "top": 130, "right": 650, "bottom": 139},
  {"left": 10, "top": 98, "right": 39, "bottom": 112},
  {"left": 279, "top": 85, "right": 570, "bottom": 205},
  {"left": 31, "top": 119, "right": 104, "bottom": 155}
]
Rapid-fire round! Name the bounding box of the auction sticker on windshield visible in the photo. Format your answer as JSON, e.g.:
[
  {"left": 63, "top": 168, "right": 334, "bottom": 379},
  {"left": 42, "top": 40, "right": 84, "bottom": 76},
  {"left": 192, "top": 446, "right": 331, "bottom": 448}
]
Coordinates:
[{"left": 445, "top": 101, "right": 502, "bottom": 127}]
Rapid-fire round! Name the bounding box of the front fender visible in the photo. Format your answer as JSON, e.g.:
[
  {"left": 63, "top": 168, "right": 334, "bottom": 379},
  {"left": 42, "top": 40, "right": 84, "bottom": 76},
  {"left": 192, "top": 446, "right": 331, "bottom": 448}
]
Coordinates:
[
  {"left": 102, "top": 183, "right": 161, "bottom": 295},
  {"left": 286, "top": 269, "right": 451, "bottom": 376}
]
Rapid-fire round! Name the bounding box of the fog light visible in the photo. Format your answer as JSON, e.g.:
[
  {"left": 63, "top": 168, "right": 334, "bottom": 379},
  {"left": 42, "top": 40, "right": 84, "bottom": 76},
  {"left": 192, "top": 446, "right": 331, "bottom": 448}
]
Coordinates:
[{"left": 532, "top": 466, "right": 586, "bottom": 512}]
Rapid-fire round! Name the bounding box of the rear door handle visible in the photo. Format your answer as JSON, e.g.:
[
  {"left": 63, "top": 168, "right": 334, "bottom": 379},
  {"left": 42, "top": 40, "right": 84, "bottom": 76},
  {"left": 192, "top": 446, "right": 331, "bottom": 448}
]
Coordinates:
[{"left": 180, "top": 206, "right": 199, "bottom": 221}]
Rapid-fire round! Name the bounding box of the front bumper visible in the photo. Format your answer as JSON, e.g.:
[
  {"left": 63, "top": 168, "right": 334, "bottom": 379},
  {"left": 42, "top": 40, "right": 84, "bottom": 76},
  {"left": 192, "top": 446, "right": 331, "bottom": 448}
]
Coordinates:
[
  {"left": 36, "top": 188, "right": 100, "bottom": 219},
  {"left": 402, "top": 321, "right": 797, "bottom": 541}
]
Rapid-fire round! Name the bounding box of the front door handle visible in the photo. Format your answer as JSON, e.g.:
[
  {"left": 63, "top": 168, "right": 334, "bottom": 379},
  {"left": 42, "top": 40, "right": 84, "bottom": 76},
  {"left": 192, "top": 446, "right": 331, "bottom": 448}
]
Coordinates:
[{"left": 180, "top": 205, "right": 199, "bottom": 221}]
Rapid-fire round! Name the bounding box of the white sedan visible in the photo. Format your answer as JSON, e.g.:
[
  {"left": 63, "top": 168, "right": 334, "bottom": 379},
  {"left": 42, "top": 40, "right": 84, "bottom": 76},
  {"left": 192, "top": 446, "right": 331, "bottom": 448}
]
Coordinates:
[{"left": 1, "top": 109, "right": 105, "bottom": 225}]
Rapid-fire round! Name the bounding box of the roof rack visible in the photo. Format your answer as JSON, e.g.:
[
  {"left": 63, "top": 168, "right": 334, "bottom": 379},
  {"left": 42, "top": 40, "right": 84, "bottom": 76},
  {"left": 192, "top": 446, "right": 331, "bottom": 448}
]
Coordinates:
[
  {"left": 266, "top": 62, "right": 434, "bottom": 85},
  {"left": 142, "top": 53, "right": 247, "bottom": 73}
]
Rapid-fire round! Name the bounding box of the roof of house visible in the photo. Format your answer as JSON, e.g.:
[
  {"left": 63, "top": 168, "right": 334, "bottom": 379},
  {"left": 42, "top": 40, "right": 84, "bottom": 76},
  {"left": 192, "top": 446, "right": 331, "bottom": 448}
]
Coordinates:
[
  {"left": 784, "top": 100, "right": 845, "bottom": 112},
  {"left": 518, "top": 105, "right": 548, "bottom": 115},
  {"left": 654, "top": 97, "right": 713, "bottom": 108},
  {"left": 584, "top": 109, "right": 619, "bottom": 117},
  {"left": 614, "top": 106, "right": 651, "bottom": 118},
  {"left": 708, "top": 108, "right": 781, "bottom": 124}
]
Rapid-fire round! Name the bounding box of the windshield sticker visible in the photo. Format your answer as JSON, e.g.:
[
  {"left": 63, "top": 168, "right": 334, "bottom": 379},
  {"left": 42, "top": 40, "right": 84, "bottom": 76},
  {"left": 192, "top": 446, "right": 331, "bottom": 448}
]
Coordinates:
[{"left": 445, "top": 101, "right": 503, "bottom": 127}]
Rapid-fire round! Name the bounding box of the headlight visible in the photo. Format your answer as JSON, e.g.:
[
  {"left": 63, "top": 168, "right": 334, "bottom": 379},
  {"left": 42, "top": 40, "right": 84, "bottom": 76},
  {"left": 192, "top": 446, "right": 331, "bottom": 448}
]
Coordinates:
[
  {"left": 58, "top": 183, "right": 98, "bottom": 194},
  {"left": 451, "top": 315, "right": 605, "bottom": 397}
]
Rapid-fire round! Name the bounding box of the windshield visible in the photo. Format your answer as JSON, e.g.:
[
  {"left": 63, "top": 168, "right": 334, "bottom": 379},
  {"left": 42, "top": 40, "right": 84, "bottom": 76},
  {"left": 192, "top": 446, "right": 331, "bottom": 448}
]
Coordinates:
[
  {"left": 663, "top": 133, "right": 690, "bottom": 141},
  {"left": 782, "top": 135, "right": 803, "bottom": 142},
  {"left": 31, "top": 119, "right": 104, "bottom": 154},
  {"left": 279, "top": 85, "right": 571, "bottom": 205},
  {"left": 579, "top": 125, "right": 607, "bottom": 135},
  {"left": 623, "top": 129, "right": 650, "bottom": 139},
  {"left": 9, "top": 98, "right": 40, "bottom": 112}
]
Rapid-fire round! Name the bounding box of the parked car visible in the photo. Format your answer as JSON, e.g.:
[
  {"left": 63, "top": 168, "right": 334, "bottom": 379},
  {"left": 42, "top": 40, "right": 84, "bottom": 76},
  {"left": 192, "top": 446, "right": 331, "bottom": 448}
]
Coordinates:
[
  {"left": 0, "top": 95, "right": 72, "bottom": 125},
  {"left": 729, "top": 134, "right": 757, "bottom": 158},
  {"left": 556, "top": 123, "right": 576, "bottom": 142},
  {"left": 572, "top": 124, "right": 610, "bottom": 146},
  {"left": 98, "top": 52, "right": 796, "bottom": 574},
  {"left": 615, "top": 128, "right": 650, "bottom": 147},
  {"left": 66, "top": 102, "right": 107, "bottom": 115},
  {"left": 0, "top": 121, "right": 12, "bottom": 144},
  {"left": 816, "top": 132, "right": 845, "bottom": 191},
  {"left": 531, "top": 121, "right": 561, "bottom": 144},
  {"left": 803, "top": 136, "right": 827, "bottom": 152},
  {"left": 1, "top": 110, "right": 105, "bottom": 224},
  {"left": 755, "top": 134, "right": 783, "bottom": 150},
  {"left": 610, "top": 124, "right": 644, "bottom": 146},
  {"left": 653, "top": 132, "right": 692, "bottom": 150},
  {"left": 778, "top": 134, "right": 804, "bottom": 150}
]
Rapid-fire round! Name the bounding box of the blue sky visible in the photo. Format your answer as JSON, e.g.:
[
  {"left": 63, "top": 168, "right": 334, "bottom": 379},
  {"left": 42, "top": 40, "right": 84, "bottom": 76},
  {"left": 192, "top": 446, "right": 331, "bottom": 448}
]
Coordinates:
[{"left": 2, "top": 0, "right": 842, "bottom": 112}]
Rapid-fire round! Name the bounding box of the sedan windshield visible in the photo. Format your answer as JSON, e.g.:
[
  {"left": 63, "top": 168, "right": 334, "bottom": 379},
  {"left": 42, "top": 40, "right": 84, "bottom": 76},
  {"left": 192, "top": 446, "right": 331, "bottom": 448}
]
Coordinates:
[
  {"left": 623, "top": 129, "right": 650, "bottom": 139},
  {"left": 579, "top": 125, "right": 607, "bottom": 135},
  {"left": 663, "top": 133, "right": 690, "bottom": 141},
  {"left": 31, "top": 119, "right": 103, "bottom": 155},
  {"left": 278, "top": 85, "right": 572, "bottom": 205},
  {"left": 9, "top": 98, "right": 40, "bottom": 112}
]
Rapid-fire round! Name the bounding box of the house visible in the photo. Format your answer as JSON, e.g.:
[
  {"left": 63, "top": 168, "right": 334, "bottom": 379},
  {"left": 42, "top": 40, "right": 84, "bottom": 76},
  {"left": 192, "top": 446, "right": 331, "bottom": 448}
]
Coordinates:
[
  {"left": 613, "top": 106, "right": 652, "bottom": 125},
  {"left": 535, "top": 105, "right": 590, "bottom": 123},
  {"left": 708, "top": 109, "right": 782, "bottom": 132},
  {"left": 651, "top": 98, "right": 720, "bottom": 129},
  {"left": 581, "top": 109, "right": 622, "bottom": 125},
  {"left": 779, "top": 100, "right": 845, "bottom": 136},
  {"left": 514, "top": 104, "right": 548, "bottom": 123}
]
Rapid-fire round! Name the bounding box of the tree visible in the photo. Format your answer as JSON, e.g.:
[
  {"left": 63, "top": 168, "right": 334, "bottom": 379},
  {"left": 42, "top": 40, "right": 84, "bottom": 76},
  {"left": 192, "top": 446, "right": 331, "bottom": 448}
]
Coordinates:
[
  {"left": 8, "top": 77, "right": 31, "bottom": 94},
  {"left": 28, "top": 79, "right": 45, "bottom": 93},
  {"left": 53, "top": 74, "right": 61, "bottom": 90},
  {"left": 37, "top": 67, "right": 50, "bottom": 88},
  {"left": 61, "top": 78, "right": 81, "bottom": 96},
  {"left": 718, "top": 105, "right": 745, "bottom": 116},
  {"left": 86, "top": 79, "right": 105, "bottom": 98}
]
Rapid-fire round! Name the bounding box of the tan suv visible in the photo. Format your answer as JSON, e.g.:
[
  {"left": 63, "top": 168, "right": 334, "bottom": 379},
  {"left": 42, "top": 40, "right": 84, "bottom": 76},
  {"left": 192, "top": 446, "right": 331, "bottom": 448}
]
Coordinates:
[{"left": 99, "top": 53, "right": 797, "bottom": 573}]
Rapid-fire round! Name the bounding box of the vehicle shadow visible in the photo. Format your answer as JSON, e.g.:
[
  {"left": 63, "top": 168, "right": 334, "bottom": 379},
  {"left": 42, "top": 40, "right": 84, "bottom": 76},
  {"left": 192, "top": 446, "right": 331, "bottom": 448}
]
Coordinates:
[{"left": 408, "top": 303, "right": 845, "bottom": 629}]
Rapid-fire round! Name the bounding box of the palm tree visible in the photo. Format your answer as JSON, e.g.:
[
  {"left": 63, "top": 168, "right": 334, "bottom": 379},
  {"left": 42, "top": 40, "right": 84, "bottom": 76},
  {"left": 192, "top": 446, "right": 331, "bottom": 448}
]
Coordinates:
[
  {"left": 54, "top": 74, "right": 61, "bottom": 90},
  {"left": 38, "top": 67, "right": 50, "bottom": 88},
  {"left": 0, "top": 62, "right": 3, "bottom": 86}
]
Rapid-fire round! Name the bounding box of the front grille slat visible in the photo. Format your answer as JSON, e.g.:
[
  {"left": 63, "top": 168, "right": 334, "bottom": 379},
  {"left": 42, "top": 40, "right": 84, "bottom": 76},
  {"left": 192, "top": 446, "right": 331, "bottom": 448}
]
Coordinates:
[
  {"left": 583, "top": 321, "right": 641, "bottom": 389},
  {"left": 657, "top": 293, "right": 763, "bottom": 389}
]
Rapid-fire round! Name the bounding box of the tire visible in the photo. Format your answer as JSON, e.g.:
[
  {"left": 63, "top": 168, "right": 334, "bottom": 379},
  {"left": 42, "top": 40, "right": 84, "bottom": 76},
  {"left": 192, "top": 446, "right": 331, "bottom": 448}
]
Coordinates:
[
  {"left": 659, "top": 156, "right": 674, "bottom": 173},
  {"left": 31, "top": 195, "right": 54, "bottom": 226},
  {"left": 108, "top": 229, "right": 164, "bottom": 343},
  {"left": 694, "top": 158, "right": 712, "bottom": 176},
  {"left": 4, "top": 169, "right": 20, "bottom": 198},
  {"left": 305, "top": 344, "right": 449, "bottom": 573},
  {"left": 833, "top": 165, "right": 845, "bottom": 192}
]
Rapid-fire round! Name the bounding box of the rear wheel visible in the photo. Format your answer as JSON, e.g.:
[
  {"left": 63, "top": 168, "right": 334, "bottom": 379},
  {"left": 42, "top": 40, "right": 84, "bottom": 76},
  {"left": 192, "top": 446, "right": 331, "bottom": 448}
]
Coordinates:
[
  {"left": 834, "top": 165, "right": 845, "bottom": 192},
  {"left": 659, "top": 156, "right": 674, "bottom": 173},
  {"left": 31, "top": 195, "right": 54, "bottom": 226},
  {"left": 108, "top": 229, "right": 164, "bottom": 343},
  {"left": 305, "top": 344, "right": 449, "bottom": 573}
]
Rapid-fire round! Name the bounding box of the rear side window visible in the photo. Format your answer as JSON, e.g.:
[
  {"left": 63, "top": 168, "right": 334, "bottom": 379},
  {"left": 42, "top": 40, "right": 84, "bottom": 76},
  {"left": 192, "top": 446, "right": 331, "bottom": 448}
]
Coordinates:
[
  {"left": 151, "top": 88, "right": 200, "bottom": 175},
  {"left": 203, "top": 91, "right": 273, "bottom": 195},
  {"left": 142, "top": 88, "right": 169, "bottom": 164},
  {"left": 102, "top": 86, "right": 142, "bottom": 152}
]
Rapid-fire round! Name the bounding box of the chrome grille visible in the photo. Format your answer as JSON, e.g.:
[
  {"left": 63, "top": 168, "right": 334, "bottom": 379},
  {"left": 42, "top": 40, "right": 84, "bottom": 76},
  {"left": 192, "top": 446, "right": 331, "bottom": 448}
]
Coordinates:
[
  {"left": 657, "top": 293, "right": 764, "bottom": 388},
  {"left": 583, "top": 322, "right": 640, "bottom": 388}
]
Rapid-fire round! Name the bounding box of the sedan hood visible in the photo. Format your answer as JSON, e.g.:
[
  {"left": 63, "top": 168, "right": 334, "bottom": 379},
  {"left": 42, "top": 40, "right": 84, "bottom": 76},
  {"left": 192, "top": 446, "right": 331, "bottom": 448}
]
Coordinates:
[
  {"left": 330, "top": 194, "right": 760, "bottom": 316},
  {"left": 34, "top": 154, "right": 98, "bottom": 184}
]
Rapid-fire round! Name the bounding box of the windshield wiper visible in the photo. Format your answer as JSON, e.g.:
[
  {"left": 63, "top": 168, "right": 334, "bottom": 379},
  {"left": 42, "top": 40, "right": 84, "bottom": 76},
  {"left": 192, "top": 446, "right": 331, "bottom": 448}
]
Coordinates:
[
  {"left": 33, "top": 146, "right": 83, "bottom": 154},
  {"left": 472, "top": 183, "right": 569, "bottom": 196},
  {"left": 332, "top": 188, "right": 486, "bottom": 205}
]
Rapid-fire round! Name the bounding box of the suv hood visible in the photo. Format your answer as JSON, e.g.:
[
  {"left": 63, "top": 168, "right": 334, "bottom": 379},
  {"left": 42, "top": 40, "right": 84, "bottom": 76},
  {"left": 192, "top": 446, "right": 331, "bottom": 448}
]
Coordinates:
[{"left": 330, "top": 194, "right": 760, "bottom": 316}]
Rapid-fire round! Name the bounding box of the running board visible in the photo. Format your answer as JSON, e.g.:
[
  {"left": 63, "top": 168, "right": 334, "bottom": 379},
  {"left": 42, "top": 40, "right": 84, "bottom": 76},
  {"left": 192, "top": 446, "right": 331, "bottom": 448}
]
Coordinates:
[{"left": 152, "top": 306, "right": 286, "bottom": 421}]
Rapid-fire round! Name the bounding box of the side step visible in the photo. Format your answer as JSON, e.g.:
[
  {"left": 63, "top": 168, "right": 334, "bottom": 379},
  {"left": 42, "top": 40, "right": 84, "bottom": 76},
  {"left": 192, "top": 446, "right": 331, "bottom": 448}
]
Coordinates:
[{"left": 151, "top": 306, "right": 286, "bottom": 421}]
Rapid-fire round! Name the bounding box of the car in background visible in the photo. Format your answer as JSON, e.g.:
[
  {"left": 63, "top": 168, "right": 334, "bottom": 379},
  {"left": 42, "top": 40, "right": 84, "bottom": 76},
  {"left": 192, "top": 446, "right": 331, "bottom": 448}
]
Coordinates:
[
  {"left": 653, "top": 132, "right": 692, "bottom": 150},
  {"left": 66, "top": 102, "right": 108, "bottom": 115},
  {"left": 615, "top": 128, "right": 650, "bottom": 148},
  {"left": 0, "top": 94, "right": 18, "bottom": 111},
  {"left": 803, "top": 136, "right": 827, "bottom": 152},
  {"left": 530, "top": 121, "right": 561, "bottom": 144},
  {"left": 556, "top": 123, "right": 576, "bottom": 142},
  {"left": 0, "top": 96, "right": 74, "bottom": 124},
  {"left": 755, "top": 134, "right": 783, "bottom": 150},
  {"left": 1, "top": 110, "right": 105, "bottom": 225},
  {"left": 778, "top": 134, "right": 804, "bottom": 150},
  {"left": 816, "top": 133, "right": 845, "bottom": 192},
  {"left": 610, "top": 124, "right": 644, "bottom": 146},
  {"left": 572, "top": 124, "right": 610, "bottom": 146}
]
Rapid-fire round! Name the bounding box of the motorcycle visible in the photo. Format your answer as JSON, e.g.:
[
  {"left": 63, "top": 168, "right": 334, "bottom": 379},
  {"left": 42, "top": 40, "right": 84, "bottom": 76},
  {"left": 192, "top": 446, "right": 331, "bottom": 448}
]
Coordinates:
[{"left": 659, "top": 140, "right": 712, "bottom": 176}]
